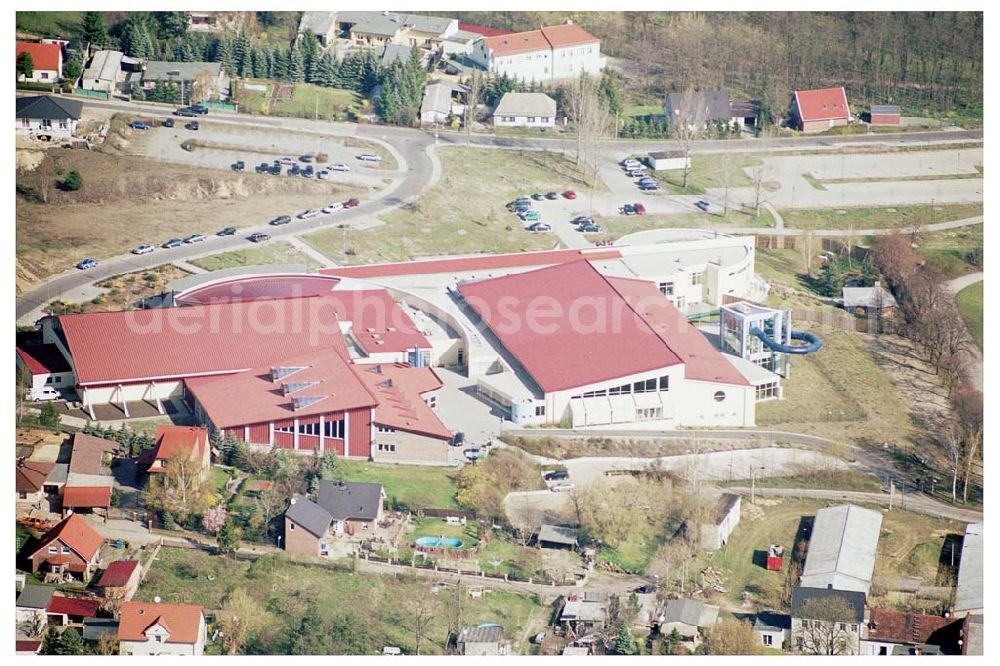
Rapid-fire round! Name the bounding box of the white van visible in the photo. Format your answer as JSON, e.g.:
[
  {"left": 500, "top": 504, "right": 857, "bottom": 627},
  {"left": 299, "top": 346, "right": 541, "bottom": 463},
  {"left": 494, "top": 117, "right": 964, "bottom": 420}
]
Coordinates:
[{"left": 25, "top": 386, "right": 61, "bottom": 401}]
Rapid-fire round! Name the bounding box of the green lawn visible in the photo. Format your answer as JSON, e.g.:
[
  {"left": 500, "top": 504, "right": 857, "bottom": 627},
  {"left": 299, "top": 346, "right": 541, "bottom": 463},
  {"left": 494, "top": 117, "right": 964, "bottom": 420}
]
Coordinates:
[
  {"left": 598, "top": 207, "right": 775, "bottom": 241},
  {"left": 271, "top": 84, "right": 362, "bottom": 122},
  {"left": 956, "top": 281, "right": 983, "bottom": 350},
  {"left": 781, "top": 203, "right": 982, "bottom": 231},
  {"left": 622, "top": 104, "right": 664, "bottom": 118},
  {"left": 138, "top": 547, "right": 546, "bottom": 654},
  {"left": 16, "top": 11, "right": 84, "bottom": 35},
  {"left": 337, "top": 461, "right": 460, "bottom": 510},
  {"left": 190, "top": 241, "right": 323, "bottom": 272},
  {"left": 646, "top": 153, "right": 763, "bottom": 195},
  {"left": 304, "top": 147, "right": 591, "bottom": 265},
  {"left": 724, "top": 469, "right": 883, "bottom": 493},
  {"left": 912, "top": 223, "right": 982, "bottom": 279},
  {"left": 212, "top": 467, "right": 232, "bottom": 496}
]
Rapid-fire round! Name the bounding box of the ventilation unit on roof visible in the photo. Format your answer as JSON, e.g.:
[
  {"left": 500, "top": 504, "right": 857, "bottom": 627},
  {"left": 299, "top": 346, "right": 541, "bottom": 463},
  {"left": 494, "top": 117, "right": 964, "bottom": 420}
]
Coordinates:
[
  {"left": 271, "top": 366, "right": 307, "bottom": 382},
  {"left": 375, "top": 340, "right": 385, "bottom": 345},
  {"left": 386, "top": 326, "right": 396, "bottom": 332},
  {"left": 367, "top": 327, "right": 376, "bottom": 332},
  {"left": 292, "top": 395, "right": 327, "bottom": 411},
  {"left": 283, "top": 381, "right": 319, "bottom": 395},
  {"left": 371, "top": 364, "right": 383, "bottom": 374},
  {"left": 378, "top": 379, "right": 395, "bottom": 389}
]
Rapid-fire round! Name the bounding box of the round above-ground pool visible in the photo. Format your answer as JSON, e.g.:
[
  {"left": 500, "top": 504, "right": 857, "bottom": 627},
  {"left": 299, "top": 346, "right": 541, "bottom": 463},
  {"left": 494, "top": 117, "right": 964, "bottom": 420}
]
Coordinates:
[{"left": 415, "top": 536, "right": 464, "bottom": 549}]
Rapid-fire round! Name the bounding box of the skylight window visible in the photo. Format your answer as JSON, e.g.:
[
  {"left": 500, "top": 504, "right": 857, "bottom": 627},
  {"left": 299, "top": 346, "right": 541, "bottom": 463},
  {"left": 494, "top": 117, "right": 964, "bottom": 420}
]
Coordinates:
[
  {"left": 271, "top": 366, "right": 307, "bottom": 382},
  {"left": 292, "top": 395, "right": 328, "bottom": 411}
]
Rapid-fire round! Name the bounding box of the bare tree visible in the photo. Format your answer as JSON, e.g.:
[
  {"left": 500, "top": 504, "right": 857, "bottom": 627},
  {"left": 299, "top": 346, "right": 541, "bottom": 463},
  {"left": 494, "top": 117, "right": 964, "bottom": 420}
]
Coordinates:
[
  {"left": 567, "top": 73, "right": 613, "bottom": 186},
  {"left": 800, "top": 232, "right": 817, "bottom": 278},
  {"left": 463, "top": 71, "right": 483, "bottom": 138},
  {"left": 399, "top": 591, "right": 441, "bottom": 655},
  {"left": 941, "top": 419, "right": 963, "bottom": 503},
  {"left": 670, "top": 87, "right": 708, "bottom": 189},
  {"left": 718, "top": 150, "right": 735, "bottom": 218},
  {"left": 796, "top": 595, "right": 860, "bottom": 655},
  {"left": 218, "top": 587, "right": 267, "bottom": 655}
]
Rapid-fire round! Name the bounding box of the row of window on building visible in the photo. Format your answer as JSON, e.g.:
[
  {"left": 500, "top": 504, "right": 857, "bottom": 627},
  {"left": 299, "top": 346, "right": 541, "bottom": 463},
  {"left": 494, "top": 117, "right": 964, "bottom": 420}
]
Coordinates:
[
  {"left": 274, "top": 418, "right": 345, "bottom": 439},
  {"left": 572, "top": 375, "right": 669, "bottom": 400}
]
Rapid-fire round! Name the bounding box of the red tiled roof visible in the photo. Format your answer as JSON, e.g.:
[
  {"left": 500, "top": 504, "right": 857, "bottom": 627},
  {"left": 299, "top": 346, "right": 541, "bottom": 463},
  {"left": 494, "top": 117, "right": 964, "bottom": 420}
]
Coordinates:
[
  {"left": 97, "top": 560, "right": 140, "bottom": 588},
  {"left": 16, "top": 641, "right": 42, "bottom": 654},
  {"left": 457, "top": 260, "right": 684, "bottom": 393},
  {"left": 540, "top": 23, "right": 600, "bottom": 49},
  {"left": 459, "top": 22, "right": 512, "bottom": 37},
  {"left": 16, "top": 460, "right": 54, "bottom": 494},
  {"left": 150, "top": 425, "right": 208, "bottom": 465},
  {"left": 29, "top": 513, "right": 103, "bottom": 562},
  {"left": 867, "top": 608, "right": 956, "bottom": 645},
  {"left": 605, "top": 276, "right": 749, "bottom": 386},
  {"left": 330, "top": 289, "right": 431, "bottom": 354},
  {"left": 185, "top": 347, "right": 378, "bottom": 429},
  {"left": 16, "top": 42, "right": 62, "bottom": 72},
  {"left": 58, "top": 295, "right": 351, "bottom": 386},
  {"left": 321, "top": 247, "right": 621, "bottom": 280},
  {"left": 63, "top": 486, "right": 113, "bottom": 508},
  {"left": 794, "top": 87, "right": 851, "bottom": 122},
  {"left": 119, "top": 602, "right": 204, "bottom": 645},
  {"left": 173, "top": 274, "right": 342, "bottom": 305},
  {"left": 47, "top": 595, "right": 100, "bottom": 618},
  {"left": 16, "top": 344, "right": 72, "bottom": 375},
  {"left": 356, "top": 363, "right": 452, "bottom": 440},
  {"left": 69, "top": 432, "right": 117, "bottom": 476}
]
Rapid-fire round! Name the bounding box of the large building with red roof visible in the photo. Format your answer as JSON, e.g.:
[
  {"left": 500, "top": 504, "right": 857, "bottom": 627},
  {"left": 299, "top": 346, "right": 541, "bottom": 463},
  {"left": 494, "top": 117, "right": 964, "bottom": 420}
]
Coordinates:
[
  {"left": 456, "top": 260, "right": 760, "bottom": 427},
  {"left": 790, "top": 87, "right": 852, "bottom": 133},
  {"left": 469, "top": 20, "right": 604, "bottom": 83}
]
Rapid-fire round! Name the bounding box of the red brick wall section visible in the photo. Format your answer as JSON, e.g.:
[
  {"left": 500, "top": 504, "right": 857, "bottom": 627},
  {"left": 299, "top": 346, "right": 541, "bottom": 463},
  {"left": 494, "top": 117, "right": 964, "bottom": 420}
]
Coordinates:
[
  {"left": 283, "top": 516, "right": 321, "bottom": 556},
  {"left": 348, "top": 407, "right": 373, "bottom": 458},
  {"left": 871, "top": 113, "right": 900, "bottom": 125}
]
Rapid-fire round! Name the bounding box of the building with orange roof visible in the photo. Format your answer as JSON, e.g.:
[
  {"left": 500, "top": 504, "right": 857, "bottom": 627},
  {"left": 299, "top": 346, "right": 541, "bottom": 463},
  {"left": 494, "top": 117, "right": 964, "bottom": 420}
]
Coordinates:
[
  {"left": 16, "top": 42, "right": 63, "bottom": 82},
  {"left": 138, "top": 425, "right": 211, "bottom": 479},
  {"left": 24, "top": 513, "right": 104, "bottom": 582},
  {"left": 118, "top": 601, "right": 207, "bottom": 656},
  {"left": 470, "top": 20, "right": 604, "bottom": 83}
]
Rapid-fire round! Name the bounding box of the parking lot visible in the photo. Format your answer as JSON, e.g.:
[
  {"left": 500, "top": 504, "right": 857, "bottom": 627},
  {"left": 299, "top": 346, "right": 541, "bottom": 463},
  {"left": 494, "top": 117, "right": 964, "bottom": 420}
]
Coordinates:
[{"left": 126, "top": 120, "right": 394, "bottom": 191}]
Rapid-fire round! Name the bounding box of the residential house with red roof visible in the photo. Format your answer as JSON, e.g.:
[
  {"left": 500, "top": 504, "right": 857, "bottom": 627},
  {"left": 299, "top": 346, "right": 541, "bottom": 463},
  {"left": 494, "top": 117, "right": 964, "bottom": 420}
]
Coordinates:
[
  {"left": 456, "top": 260, "right": 758, "bottom": 428},
  {"left": 61, "top": 432, "right": 117, "bottom": 517},
  {"left": 16, "top": 42, "right": 63, "bottom": 82},
  {"left": 118, "top": 602, "right": 207, "bottom": 656},
  {"left": 16, "top": 459, "right": 55, "bottom": 506},
  {"left": 16, "top": 343, "right": 74, "bottom": 396},
  {"left": 24, "top": 513, "right": 104, "bottom": 582},
  {"left": 860, "top": 608, "right": 962, "bottom": 655},
  {"left": 96, "top": 559, "right": 142, "bottom": 602},
  {"left": 46, "top": 595, "right": 100, "bottom": 626},
  {"left": 139, "top": 425, "right": 211, "bottom": 480},
  {"left": 790, "top": 87, "right": 852, "bottom": 133},
  {"left": 470, "top": 20, "right": 604, "bottom": 83}
]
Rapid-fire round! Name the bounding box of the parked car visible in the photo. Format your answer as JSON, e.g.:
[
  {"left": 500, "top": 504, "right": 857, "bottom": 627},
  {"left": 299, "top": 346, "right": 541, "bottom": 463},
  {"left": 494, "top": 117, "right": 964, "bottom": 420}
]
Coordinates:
[
  {"left": 277, "top": 157, "right": 296, "bottom": 166},
  {"left": 633, "top": 202, "right": 647, "bottom": 215},
  {"left": 570, "top": 216, "right": 594, "bottom": 226},
  {"left": 183, "top": 233, "right": 206, "bottom": 243},
  {"left": 189, "top": 104, "right": 209, "bottom": 115},
  {"left": 248, "top": 232, "right": 270, "bottom": 243},
  {"left": 128, "top": 121, "right": 149, "bottom": 130},
  {"left": 162, "top": 238, "right": 183, "bottom": 249},
  {"left": 543, "top": 470, "right": 570, "bottom": 482},
  {"left": 450, "top": 432, "right": 466, "bottom": 448},
  {"left": 527, "top": 222, "right": 552, "bottom": 232},
  {"left": 550, "top": 482, "right": 575, "bottom": 493},
  {"left": 255, "top": 162, "right": 270, "bottom": 174},
  {"left": 217, "top": 227, "right": 237, "bottom": 236},
  {"left": 578, "top": 223, "right": 602, "bottom": 233},
  {"left": 530, "top": 192, "right": 545, "bottom": 201},
  {"left": 626, "top": 169, "right": 648, "bottom": 178},
  {"left": 269, "top": 215, "right": 291, "bottom": 226},
  {"left": 356, "top": 153, "right": 382, "bottom": 162},
  {"left": 322, "top": 202, "right": 344, "bottom": 214},
  {"left": 463, "top": 447, "right": 482, "bottom": 461},
  {"left": 622, "top": 158, "right": 642, "bottom": 167},
  {"left": 695, "top": 199, "right": 711, "bottom": 211},
  {"left": 268, "top": 164, "right": 281, "bottom": 175},
  {"left": 519, "top": 210, "right": 541, "bottom": 222},
  {"left": 299, "top": 155, "right": 313, "bottom": 163},
  {"left": 288, "top": 164, "right": 301, "bottom": 176},
  {"left": 545, "top": 191, "right": 559, "bottom": 200},
  {"left": 184, "top": 121, "right": 199, "bottom": 131},
  {"left": 76, "top": 258, "right": 98, "bottom": 270},
  {"left": 637, "top": 177, "right": 658, "bottom": 186},
  {"left": 231, "top": 160, "right": 245, "bottom": 172},
  {"left": 161, "top": 117, "right": 174, "bottom": 128},
  {"left": 563, "top": 190, "right": 577, "bottom": 199},
  {"left": 344, "top": 198, "right": 361, "bottom": 208},
  {"left": 18, "top": 515, "right": 56, "bottom": 530},
  {"left": 297, "top": 209, "right": 321, "bottom": 219},
  {"left": 173, "top": 107, "right": 198, "bottom": 117},
  {"left": 317, "top": 169, "right": 332, "bottom": 180},
  {"left": 621, "top": 204, "right": 636, "bottom": 215},
  {"left": 301, "top": 165, "right": 315, "bottom": 178},
  {"left": 638, "top": 182, "right": 660, "bottom": 191},
  {"left": 131, "top": 244, "right": 154, "bottom": 255},
  {"left": 328, "top": 162, "right": 350, "bottom": 172}
]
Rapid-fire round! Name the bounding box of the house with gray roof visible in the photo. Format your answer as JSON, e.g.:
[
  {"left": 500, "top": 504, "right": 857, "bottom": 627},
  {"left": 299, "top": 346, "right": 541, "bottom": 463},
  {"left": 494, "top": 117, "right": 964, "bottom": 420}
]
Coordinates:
[
  {"left": 753, "top": 611, "right": 790, "bottom": 650},
  {"left": 800, "top": 504, "right": 882, "bottom": 596},
  {"left": 661, "top": 598, "right": 720, "bottom": 648},
  {"left": 16, "top": 95, "right": 83, "bottom": 141},
  {"left": 665, "top": 90, "right": 750, "bottom": 131},
  {"left": 456, "top": 624, "right": 509, "bottom": 655},
  {"left": 842, "top": 284, "right": 898, "bottom": 316},
  {"left": 283, "top": 480, "right": 385, "bottom": 556},
  {"left": 16, "top": 585, "right": 55, "bottom": 635},
  {"left": 952, "top": 522, "right": 982, "bottom": 617},
  {"left": 791, "top": 586, "right": 867, "bottom": 655},
  {"left": 421, "top": 82, "right": 461, "bottom": 126},
  {"left": 537, "top": 524, "right": 579, "bottom": 549},
  {"left": 493, "top": 92, "right": 557, "bottom": 129},
  {"left": 81, "top": 50, "right": 125, "bottom": 93},
  {"left": 142, "top": 61, "right": 230, "bottom": 102}
]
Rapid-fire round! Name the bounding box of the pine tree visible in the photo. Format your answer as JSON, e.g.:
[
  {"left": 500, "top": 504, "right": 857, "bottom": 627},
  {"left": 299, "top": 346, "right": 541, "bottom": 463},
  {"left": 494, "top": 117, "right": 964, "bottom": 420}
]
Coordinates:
[
  {"left": 288, "top": 45, "right": 305, "bottom": 83},
  {"left": 316, "top": 53, "right": 337, "bottom": 87},
  {"left": 271, "top": 46, "right": 288, "bottom": 81},
  {"left": 250, "top": 47, "right": 268, "bottom": 78},
  {"left": 612, "top": 622, "right": 639, "bottom": 655},
  {"left": 375, "top": 82, "right": 400, "bottom": 123},
  {"left": 359, "top": 48, "right": 381, "bottom": 95},
  {"left": 123, "top": 17, "right": 153, "bottom": 59},
  {"left": 336, "top": 51, "right": 363, "bottom": 90},
  {"left": 81, "top": 12, "right": 108, "bottom": 48}
]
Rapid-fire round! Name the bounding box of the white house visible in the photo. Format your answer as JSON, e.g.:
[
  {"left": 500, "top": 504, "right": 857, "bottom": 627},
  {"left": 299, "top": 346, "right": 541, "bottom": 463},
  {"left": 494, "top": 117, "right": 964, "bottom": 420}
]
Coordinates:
[
  {"left": 698, "top": 493, "right": 741, "bottom": 550},
  {"left": 470, "top": 21, "right": 604, "bottom": 83},
  {"left": 118, "top": 602, "right": 207, "bottom": 656},
  {"left": 16, "top": 42, "right": 62, "bottom": 83},
  {"left": 420, "top": 82, "right": 466, "bottom": 126},
  {"left": 15, "top": 96, "right": 83, "bottom": 141},
  {"left": 81, "top": 49, "right": 125, "bottom": 93},
  {"left": 492, "top": 92, "right": 557, "bottom": 128}
]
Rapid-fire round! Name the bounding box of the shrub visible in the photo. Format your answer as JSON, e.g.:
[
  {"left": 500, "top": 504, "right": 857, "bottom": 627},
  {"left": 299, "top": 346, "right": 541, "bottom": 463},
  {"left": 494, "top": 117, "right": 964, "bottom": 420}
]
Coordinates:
[
  {"left": 59, "top": 170, "right": 83, "bottom": 191},
  {"left": 38, "top": 401, "right": 60, "bottom": 428}
]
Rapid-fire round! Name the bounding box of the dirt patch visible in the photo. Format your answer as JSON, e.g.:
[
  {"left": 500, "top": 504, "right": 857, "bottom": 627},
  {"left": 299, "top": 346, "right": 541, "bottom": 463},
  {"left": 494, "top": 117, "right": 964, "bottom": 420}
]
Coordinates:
[
  {"left": 16, "top": 426, "right": 68, "bottom": 450},
  {"left": 501, "top": 434, "right": 771, "bottom": 460},
  {"left": 44, "top": 264, "right": 191, "bottom": 314}
]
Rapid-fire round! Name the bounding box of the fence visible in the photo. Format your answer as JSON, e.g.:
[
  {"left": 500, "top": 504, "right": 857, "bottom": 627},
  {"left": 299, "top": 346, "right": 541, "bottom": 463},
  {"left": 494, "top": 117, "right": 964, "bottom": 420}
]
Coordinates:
[
  {"left": 417, "top": 508, "right": 476, "bottom": 520},
  {"left": 203, "top": 100, "right": 237, "bottom": 112},
  {"left": 73, "top": 88, "right": 109, "bottom": 100}
]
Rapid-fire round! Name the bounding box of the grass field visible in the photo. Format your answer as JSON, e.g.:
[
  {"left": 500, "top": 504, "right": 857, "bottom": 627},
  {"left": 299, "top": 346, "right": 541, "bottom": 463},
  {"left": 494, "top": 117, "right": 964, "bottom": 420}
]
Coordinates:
[
  {"left": 781, "top": 203, "right": 982, "bottom": 231},
  {"left": 137, "top": 547, "right": 546, "bottom": 654},
  {"left": 912, "top": 223, "right": 983, "bottom": 279},
  {"left": 598, "top": 207, "right": 775, "bottom": 240},
  {"left": 645, "top": 153, "right": 763, "bottom": 195},
  {"left": 955, "top": 281, "right": 983, "bottom": 350},
  {"left": 337, "top": 461, "right": 460, "bottom": 510},
  {"left": 622, "top": 104, "right": 665, "bottom": 118},
  {"left": 190, "top": 241, "right": 323, "bottom": 272},
  {"left": 725, "top": 469, "right": 884, "bottom": 493},
  {"left": 304, "top": 147, "right": 588, "bottom": 265},
  {"left": 680, "top": 498, "right": 963, "bottom": 611},
  {"left": 271, "top": 84, "right": 362, "bottom": 122},
  {"left": 16, "top": 11, "right": 84, "bottom": 35}
]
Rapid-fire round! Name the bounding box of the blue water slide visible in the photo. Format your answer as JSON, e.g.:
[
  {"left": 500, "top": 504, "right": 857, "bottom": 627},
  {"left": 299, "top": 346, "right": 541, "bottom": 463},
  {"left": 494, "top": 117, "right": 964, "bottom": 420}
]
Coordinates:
[{"left": 749, "top": 326, "right": 822, "bottom": 354}]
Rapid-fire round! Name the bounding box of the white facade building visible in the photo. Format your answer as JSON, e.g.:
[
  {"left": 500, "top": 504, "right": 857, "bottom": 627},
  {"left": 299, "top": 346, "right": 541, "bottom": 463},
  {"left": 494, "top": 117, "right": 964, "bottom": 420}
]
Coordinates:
[
  {"left": 492, "top": 92, "right": 557, "bottom": 128},
  {"left": 469, "top": 22, "right": 604, "bottom": 83}
]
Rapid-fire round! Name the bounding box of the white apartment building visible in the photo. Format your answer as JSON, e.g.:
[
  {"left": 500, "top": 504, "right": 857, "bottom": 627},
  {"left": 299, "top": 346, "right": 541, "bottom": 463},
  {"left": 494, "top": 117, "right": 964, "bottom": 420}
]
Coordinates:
[{"left": 469, "top": 21, "right": 604, "bottom": 83}]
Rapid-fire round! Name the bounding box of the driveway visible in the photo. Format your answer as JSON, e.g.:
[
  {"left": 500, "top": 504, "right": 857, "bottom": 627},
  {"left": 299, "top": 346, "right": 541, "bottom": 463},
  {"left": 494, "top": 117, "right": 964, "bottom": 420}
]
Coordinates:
[{"left": 433, "top": 366, "right": 505, "bottom": 449}]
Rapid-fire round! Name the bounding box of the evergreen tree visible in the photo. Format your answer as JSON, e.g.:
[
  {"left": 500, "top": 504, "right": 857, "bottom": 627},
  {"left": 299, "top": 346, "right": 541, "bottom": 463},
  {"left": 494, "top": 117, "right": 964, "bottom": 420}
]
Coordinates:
[
  {"left": 41, "top": 627, "right": 86, "bottom": 655},
  {"left": 250, "top": 46, "right": 268, "bottom": 78},
  {"left": 316, "top": 53, "right": 338, "bottom": 87},
  {"left": 599, "top": 68, "right": 624, "bottom": 116},
  {"left": 234, "top": 34, "right": 251, "bottom": 78},
  {"left": 81, "top": 11, "right": 108, "bottom": 47},
  {"left": 612, "top": 622, "right": 639, "bottom": 655},
  {"left": 288, "top": 45, "right": 305, "bottom": 83},
  {"left": 359, "top": 48, "right": 381, "bottom": 95},
  {"left": 152, "top": 11, "right": 188, "bottom": 39},
  {"left": 336, "top": 51, "right": 363, "bottom": 90},
  {"left": 375, "top": 83, "right": 400, "bottom": 123},
  {"left": 123, "top": 16, "right": 154, "bottom": 59},
  {"left": 402, "top": 46, "right": 426, "bottom": 108},
  {"left": 217, "top": 519, "right": 242, "bottom": 557},
  {"left": 816, "top": 260, "right": 844, "bottom": 297},
  {"left": 300, "top": 31, "right": 321, "bottom": 84},
  {"left": 16, "top": 52, "right": 33, "bottom": 80},
  {"left": 271, "top": 46, "right": 288, "bottom": 81}
]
